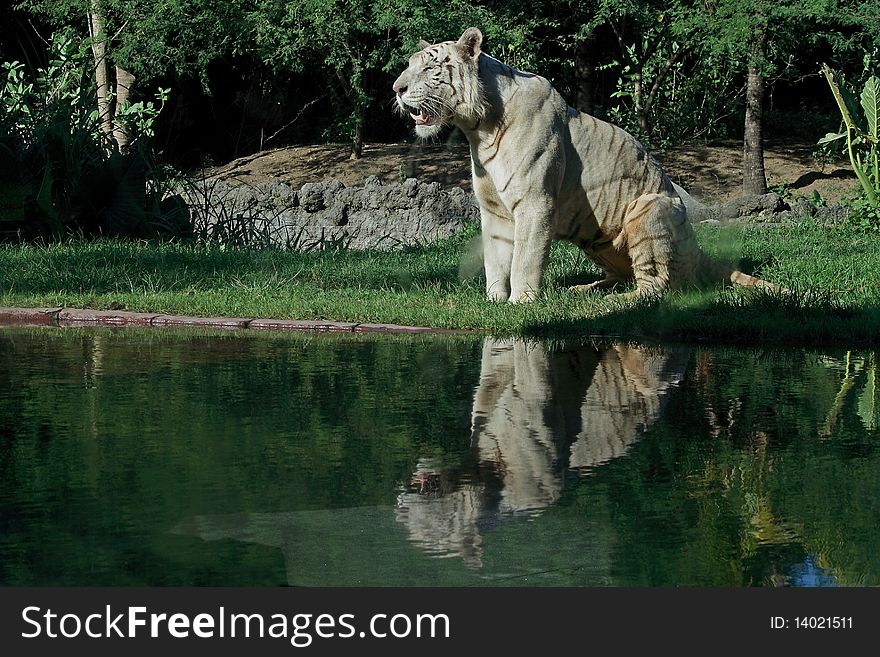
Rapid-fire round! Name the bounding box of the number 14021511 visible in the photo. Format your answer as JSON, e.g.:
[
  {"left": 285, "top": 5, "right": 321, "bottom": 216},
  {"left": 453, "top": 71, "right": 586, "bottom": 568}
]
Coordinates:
[
  {"left": 796, "top": 617, "right": 853, "bottom": 629},
  {"left": 770, "top": 616, "right": 854, "bottom": 629}
]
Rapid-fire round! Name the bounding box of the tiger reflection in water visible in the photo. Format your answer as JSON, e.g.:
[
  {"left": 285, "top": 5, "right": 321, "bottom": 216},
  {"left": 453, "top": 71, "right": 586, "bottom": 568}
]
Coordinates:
[{"left": 395, "top": 339, "right": 688, "bottom": 567}]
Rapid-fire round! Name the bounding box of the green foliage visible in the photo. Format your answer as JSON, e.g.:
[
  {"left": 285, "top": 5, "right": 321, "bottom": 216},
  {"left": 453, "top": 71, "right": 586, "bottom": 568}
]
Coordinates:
[
  {"left": 821, "top": 63, "right": 880, "bottom": 209},
  {"left": 4, "top": 0, "right": 880, "bottom": 171},
  {"left": 16, "top": 0, "right": 248, "bottom": 85},
  {"left": 0, "top": 28, "right": 182, "bottom": 239},
  {"left": 245, "top": 0, "right": 542, "bottom": 152},
  {"left": 113, "top": 88, "right": 169, "bottom": 140},
  {"left": 1, "top": 30, "right": 90, "bottom": 145},
  {"left": 246, "top": 0, "right": 389, "bottom": 153},
  {"left": 681, "top": 0, "right": 835, "bottom": 73},
  {"left": 1, "top": 28, "right": 169, "bottom": 151},
  {"left": 604, "top": 42, "right": 741, "bottom": 146},
  {"left": 843, "top": 195, "right": 880, "bottom": 231}
]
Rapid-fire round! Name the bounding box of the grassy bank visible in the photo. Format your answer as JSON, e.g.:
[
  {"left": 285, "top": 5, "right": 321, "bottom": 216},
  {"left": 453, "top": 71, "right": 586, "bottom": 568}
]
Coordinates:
[{"left": 2, "top": 220, "right": 880, "bottom": 344}]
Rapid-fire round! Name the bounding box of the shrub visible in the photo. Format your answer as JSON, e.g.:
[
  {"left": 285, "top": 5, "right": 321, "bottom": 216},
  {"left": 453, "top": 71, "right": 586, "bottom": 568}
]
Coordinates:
[
  {"left": 0, "top": 29, "right": 183, "bottom": 240},
  {"left": 820, "top": 63, "right": 879, "bottom": 213}
]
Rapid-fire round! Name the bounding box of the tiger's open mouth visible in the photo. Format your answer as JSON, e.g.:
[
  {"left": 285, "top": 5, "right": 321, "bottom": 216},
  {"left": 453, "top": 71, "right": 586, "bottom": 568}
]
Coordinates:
[{"left": 402, "top": 101, "right": 436, "bottom": 126}]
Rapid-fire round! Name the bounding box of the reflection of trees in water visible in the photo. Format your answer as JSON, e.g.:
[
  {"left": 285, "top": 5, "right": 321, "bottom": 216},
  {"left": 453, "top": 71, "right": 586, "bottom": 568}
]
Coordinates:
[
  {"left": 690, "top": 349, "right": 808, "bottom": 585},
  {"left": 395, "top": 338, "right": 688, "bottom": 567},
  {"left": 687, "top": 349, "right": 880, "bottom": 586},
  {"left": 20, "top": 328, "right": 864, "bottom": 586},
  {"left": 819, "top": 352, "right": 878, "bottom": 436}
]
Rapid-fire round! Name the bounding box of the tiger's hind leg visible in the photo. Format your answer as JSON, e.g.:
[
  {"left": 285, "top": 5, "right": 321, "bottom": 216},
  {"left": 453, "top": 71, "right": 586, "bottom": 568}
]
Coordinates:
[
  {"left": 569, "top": 241, "right": 634, "bottom": 294},
  {"left": 611, "top": 193, "right": 700, "bottom": 299},
  {"left": 569, "top": 274, "right": 626, "bottom": 294}
]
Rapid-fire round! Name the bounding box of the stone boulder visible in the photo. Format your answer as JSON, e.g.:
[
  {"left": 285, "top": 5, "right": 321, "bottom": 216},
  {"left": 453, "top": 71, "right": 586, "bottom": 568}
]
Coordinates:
[
  {"left": 688, "top": 192, "right": 790, "bottom": 224},
  {"left": 184, "top": 177, "right": 479, "bottom": 250}
]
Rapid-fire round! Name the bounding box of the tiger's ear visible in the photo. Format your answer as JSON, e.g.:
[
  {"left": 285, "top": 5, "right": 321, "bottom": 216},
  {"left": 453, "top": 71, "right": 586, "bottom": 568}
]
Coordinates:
[
  {"left": 418, "top": 39, "right": 431, "bottom": 50},
  {"left": 457, "top": 27, "right": 482, "bottom": 59}
]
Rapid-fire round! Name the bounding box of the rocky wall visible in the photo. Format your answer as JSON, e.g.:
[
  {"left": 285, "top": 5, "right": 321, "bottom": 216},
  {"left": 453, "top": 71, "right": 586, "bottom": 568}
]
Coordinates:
[{"left": 186, "top": 175, "right": 479, "bottom": 250}]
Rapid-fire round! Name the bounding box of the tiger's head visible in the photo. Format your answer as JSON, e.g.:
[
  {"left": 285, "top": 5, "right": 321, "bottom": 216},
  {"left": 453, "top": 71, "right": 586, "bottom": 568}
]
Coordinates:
[{"left": 393, "top": 27, "right": 487, "bottom": 138}]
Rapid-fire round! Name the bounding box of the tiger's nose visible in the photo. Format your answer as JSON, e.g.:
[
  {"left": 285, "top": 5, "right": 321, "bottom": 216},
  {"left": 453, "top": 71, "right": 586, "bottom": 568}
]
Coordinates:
[{"left": 392, "top": 76, "right": 408, "bottom": 95}]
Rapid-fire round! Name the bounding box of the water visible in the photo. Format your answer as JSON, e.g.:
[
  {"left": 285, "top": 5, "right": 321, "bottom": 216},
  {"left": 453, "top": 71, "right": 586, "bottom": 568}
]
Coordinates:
[{"left": 1, "top": 328, "right": 877, "bottom": 586}]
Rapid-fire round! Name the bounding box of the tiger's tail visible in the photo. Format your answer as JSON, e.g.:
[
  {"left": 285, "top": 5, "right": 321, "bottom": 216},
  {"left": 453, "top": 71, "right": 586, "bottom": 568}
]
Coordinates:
[
  {"left": 697, "top": 251, "right": 788, "bottom": 294},
  {"left": 676, "top": 189, "right": 787, "bottom": 294}
]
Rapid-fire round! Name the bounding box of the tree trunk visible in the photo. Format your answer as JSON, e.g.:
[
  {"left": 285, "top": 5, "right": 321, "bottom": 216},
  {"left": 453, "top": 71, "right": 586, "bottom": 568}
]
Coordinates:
[
  {"left": 633, "top": 69, "right": 644, "bottom": 134},
  {"left": 637, "top": 98, "right": 650, "bottom": 140},
  {"left": 743, "top": 37, "right": 767, "bottom": 195},
  {"left": 641, "top": 47, "right": 689, "bottom": 147},
  {"left": 349, "top": 106, "right": 364, "bottom": 160},
  {"left": 113, "top": 65, "right": 136, "bottom": 153},
  {"left": 574, "top": 38, "right": 596, "bottom": 114},
  {"left": 334, "top": 67, "right": 364, "bottom": 160},
  {"left": 87, "top": 2, "right": 114, "bottom": 149}
]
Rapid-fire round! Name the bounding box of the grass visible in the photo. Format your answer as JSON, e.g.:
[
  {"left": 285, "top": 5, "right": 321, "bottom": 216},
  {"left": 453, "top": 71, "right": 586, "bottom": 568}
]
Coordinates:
[{"left": 2, "top": 219, "right": 880, "bottom": 344}]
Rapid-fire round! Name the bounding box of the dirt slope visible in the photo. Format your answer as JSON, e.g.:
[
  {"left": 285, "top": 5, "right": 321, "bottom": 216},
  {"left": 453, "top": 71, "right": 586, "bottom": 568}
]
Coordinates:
[{"left": 205, "top": 137, "right": 858, "bottom": 205}]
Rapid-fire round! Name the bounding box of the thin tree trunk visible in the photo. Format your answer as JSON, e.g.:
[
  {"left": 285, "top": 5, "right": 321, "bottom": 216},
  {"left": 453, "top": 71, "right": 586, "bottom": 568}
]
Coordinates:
[
  {"left": 633, "top": 69, "right": 644, "bottom": 132},
  {"left": 87, "top": 1, "right": 114, "bottom": 149},
  {"left": 350, "top": 106, "right": 364, "bottom": 160},
  {"left": 641, "top": 47, "right": 689, "bottom": 145},
  {"left": 113, "top": 65, "right": 136, "bottom": 153},
  {"left": 610, "top": 18, "right": 647, "bottom": 138},
  {"left": 334, "top": 67, "right": 364, "bottom": 160},
  {"left": 743, "top": 35, "right": 767, "bottom": 195},
  {"left": 574, "top": 38, "right": 596, "bottom": 114}
]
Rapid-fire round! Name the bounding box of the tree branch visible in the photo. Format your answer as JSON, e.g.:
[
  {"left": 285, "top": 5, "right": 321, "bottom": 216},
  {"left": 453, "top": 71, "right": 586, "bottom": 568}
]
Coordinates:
[
  {"left": 644, "top": 46, "right": 690, "bottom": 116},
  {"left": 262, "top": 93, "right": 328, "bottom": 148},
  {"left": 609, "top": 19, "right": 631, "bottom": 67},
  {"left": 335, "top": 67, "right": 354, "bottom": 99}
]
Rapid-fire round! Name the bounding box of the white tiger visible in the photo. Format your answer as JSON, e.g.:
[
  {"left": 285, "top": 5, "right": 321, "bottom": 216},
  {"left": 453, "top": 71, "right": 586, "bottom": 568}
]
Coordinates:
[{"left": 393, "top": 28, "right": 780, "bottom": 302}]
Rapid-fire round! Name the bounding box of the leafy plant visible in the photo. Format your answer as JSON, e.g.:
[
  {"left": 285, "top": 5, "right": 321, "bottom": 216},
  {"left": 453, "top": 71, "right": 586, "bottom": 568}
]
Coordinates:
[
  {"left": 767, "top": 181, "right": 792, "bottom": 200},
  {"left": 0, "top": 28, "right": 181, "bottom": 239},
  {"left": 808, "top": 189, "right": 827, "bottom": 209},
  {"left": 113, "top": 87, "right": 170, "bottom": 141},
  {"left": 820, "top": 63, "right": 879, "bottom": 208},
  {"left": 844, "top": 195, "right": 880, "bottom": 232}
]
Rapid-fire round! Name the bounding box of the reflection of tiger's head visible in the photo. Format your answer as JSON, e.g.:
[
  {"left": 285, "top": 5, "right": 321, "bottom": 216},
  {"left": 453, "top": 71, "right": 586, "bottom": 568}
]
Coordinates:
[{"left": 392, "top": 28, "right": 487, "bottom": 138}]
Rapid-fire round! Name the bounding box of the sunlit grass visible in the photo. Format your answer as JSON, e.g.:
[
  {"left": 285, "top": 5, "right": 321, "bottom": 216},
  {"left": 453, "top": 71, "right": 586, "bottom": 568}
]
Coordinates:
[{"left": 2, "top": 220, "right": 880, "bottom": 344}]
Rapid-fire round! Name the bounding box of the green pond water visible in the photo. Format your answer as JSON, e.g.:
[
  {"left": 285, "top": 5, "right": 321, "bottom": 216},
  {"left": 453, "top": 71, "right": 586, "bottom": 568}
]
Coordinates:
[{"left": 1, "top": 327, "right": 878, "bottom": 586}]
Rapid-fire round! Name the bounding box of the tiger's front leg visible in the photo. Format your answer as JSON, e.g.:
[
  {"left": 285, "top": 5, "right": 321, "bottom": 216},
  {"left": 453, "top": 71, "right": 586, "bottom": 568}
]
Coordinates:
[
  {"left": 508, "top": 200, "right": 555, "bottom": 303},
  {"left": 481, "top": 210, "right": 514, "bottom": 301}
]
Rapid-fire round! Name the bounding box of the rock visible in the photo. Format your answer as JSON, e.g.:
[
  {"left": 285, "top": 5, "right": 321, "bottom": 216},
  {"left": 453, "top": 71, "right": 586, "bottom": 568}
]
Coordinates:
[
  {"left": 403, "top": 178, "right": 419, "bottom": 198},
  {"left": 813, "top": 204, "right": 851, "bottom": 225},
  {"left": 299, "top": 182, "right": 326, "bottom": 212},
  {"left": 790, "top": 198, "right": 816, "bottom": 218},
  {"left": 776, "top": 210, "right": 800, "bottom": 224},
  {"left": 182, "top": 176, "right": 478, "bottom": 251},
  {"left": 720, "top": 193, "right": 788, "bottom": 219},
  {"left": 686, "top": 192, "right": 790, "bottom": 224},
  {"left": 687, "top": 205, "right": 721, "bottom": 223},
  {"left": 719, "top": 202, "right": 743, "bottom": 220}
]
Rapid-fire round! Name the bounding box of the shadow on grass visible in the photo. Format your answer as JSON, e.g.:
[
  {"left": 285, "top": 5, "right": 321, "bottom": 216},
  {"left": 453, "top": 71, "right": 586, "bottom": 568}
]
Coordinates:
[
  {"left": 521, "top": 286, "right": 880, "bottom": 347},
  {"left": 555, "top": 272, "right": 607, "bottom": 288}
]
